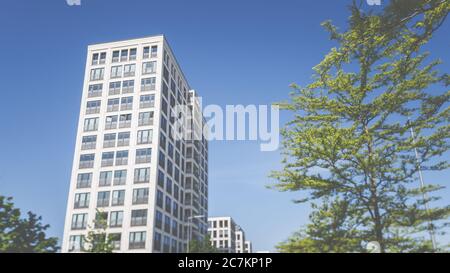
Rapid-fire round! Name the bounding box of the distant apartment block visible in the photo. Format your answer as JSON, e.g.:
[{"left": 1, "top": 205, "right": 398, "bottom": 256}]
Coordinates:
[
  {"left": 208, "top": 216, "right": 252, "bottom": 253},
  {"left": 235, "top": 226, "right": 246, "bottom": 253},
  {"left": 244, "top": 240, "right": 252, "bottom": 253},
  {"left": 62, "top": 35, "right": 209, "bottom": 253}
]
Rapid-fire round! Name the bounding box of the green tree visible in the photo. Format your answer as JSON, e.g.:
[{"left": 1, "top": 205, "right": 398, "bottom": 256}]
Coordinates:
[
  {"left": 272, "top": 0, "right": 450, "bottom": 253},
  {"left": 84, "top": 210, "right": 115, "bottom": 253},
  {"left": 188, "top": 235, "right": 218, "bottom": 253},
  {"left": 277, "top": 198, "right": 365, "bottom": 253},
  {"left": 0, "top": 196, "right": 59, "bottom": 253}
]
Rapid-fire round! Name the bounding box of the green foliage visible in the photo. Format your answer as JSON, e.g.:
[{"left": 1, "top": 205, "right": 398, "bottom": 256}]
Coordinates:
[
  {"left": 188, "top": 235, "right": 218, "bottom": 253},
  {"left": 272, "top": 0, "right": 450, "bottom": 253},
  {"left": 84, "top": 210, "right": 115, "bottom": 253},
  {"left": 277, "top": 198, "right": 365, "bottom": 253},
  {"left": 0, "top": 196, "right": 59, "bottom": 253}
]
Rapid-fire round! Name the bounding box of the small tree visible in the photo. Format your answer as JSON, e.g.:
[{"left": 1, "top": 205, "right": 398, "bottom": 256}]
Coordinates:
[
  {"left": 277, "top": 198, "right": 365, "bottom": 253},
  {"left": 188, "top": 235, "right": 218, "bottom": 253},
  {"left": 0, "top": 196, "right": 59, "bottom": 253},
  {"left": 84, "top": 210, "right": 114, "bottom": 253}
]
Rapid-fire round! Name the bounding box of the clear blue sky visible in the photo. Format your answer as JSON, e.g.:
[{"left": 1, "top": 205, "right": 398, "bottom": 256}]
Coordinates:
[{"left": 0, "top": 0, "right": 448, "bottom": 252}]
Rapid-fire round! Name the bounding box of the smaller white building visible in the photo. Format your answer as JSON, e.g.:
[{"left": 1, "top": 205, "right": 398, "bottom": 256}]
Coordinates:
[
  {"left": 235, "top": 226, "right": 246, "bottom": 253},
  {"left": 244, "top": 240, "right": 253, "bottom": 253},
  {"left": 208, "top": 216, "right": 252, "bottom": 253}
]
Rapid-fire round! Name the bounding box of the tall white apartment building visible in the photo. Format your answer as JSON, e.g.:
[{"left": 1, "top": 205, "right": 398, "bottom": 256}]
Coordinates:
[{"left": 62, "top": 35, "right": 208, "bottom": 253}]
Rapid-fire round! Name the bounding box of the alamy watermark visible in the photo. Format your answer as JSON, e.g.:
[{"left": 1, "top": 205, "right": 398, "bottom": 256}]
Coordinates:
[
  {"left": 366, "top": 0, "right": 381, "bottom": 5},
  {"left": 66, "top": 0, "right": 81, "bottom": 6},
  {"left": 172, "top": 98, "right": 280, "bottom": 152}
]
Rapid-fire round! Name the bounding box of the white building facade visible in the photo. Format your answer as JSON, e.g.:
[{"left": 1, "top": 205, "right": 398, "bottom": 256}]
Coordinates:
[
  {"left": 208, "top": 216, "right": 236, "bottom": 253},
  {"left": 244, "top": 240, "right": 253, "bottom": 253},
  {"left": 62, "top": 35, "right": 208, "bottom": 253},
  {"left": 208, "top": 217, "right": 252, "bottom": 253},
  {"left": 235, "top": 226, "right": 246, "bottom": 253}
]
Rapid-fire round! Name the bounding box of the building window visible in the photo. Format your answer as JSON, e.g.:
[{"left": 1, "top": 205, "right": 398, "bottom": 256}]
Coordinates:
[
  {"left": 86, "top": 100, "right": 101, "bottom": 114},
  {"left": 109, "top": 81, "right": 121, "bottom": 95},
  {"left": 101, "top": 152, "right": 114, "bottom": 167},
  {"left": 68, "top": 235, "right": 84, "bottom": 252},
  {"left": 123, "top": 64, "right": 136, "bottom": 77},
  {"left": 159, "top": 152, "right": 165, "bottom": 168},
  {"left": 168, "top": 143, "right": 174, "bottom": 159},
  {"left": 132, "top": 188, "right": 149, "bottom": 205},
  {"left": 138, "top": 111, "right": 154, "bottom": 126},
  {"left": 131, "top": 209, "right": 148, "bottom": 226},
  {"left": 129, "top": 48, "right": 137, "bottom": 61},
  {"left": 166, "top": 160, "right": 173, "bottom": 177},
  {"left": 84, "top": 118, "right": 99, "bottom": 132},
  {"left": 171, "top": 220, "right": 178, "bottom": 237},
  {"left": 92, "top": 52, "right": 106, "bottom": 65},
  {"left": 153, "top": 232, "right": 162, "bottom": 251},
  {"left": 156, "top": 190, "right": 163, "bottom": 208},
  {"left": 120, "top": 49, "right": 128, "bottom": 62},
  {"left": 117, "top": 132, "right": 130, "bottom": 147},
  {"left": 91, "top": 53, "right": 100, "bottom": 65},
  {"left": 99, "top": 171, "right": 112, "bottom": 187},
  {"left": 151, "top": 45, "right": 158, "bottom": 58},
  {"left": 88, "top": 84, "right": 103, "bottom": 97},
  {"left": 113, "top": 170, "right": 127, "bottom": 185},
  {"left": 157, "top": 170, "right": 164, "bottom": 188},
  {"left": 90, "top": 68, "right": 104, "bottom": 81},
  {"left": 161, "top": 99, "right": 168, "bottom": 115},
  {"left": 142, "top": 61, "right": 156, "bottom": 74},
  {"left": 122, "top": 80, "right": 134, "bottom": 94},
  {"left": 159, "top": 134, "right": 166, "bottom": 150},
  {"left": 111, "top": 190, "right": 125, "bottom": 206},
  {"left": 139, "top": 94, "right": 155, "bottom": 109},
  {"left": 115, "top": 150, "right": 129, "bottom": 166},
  {"left": 137, "top": 129, "right": 152, "bottom": 145},
  {"left": 71, "top": 213, "right": 87, "bottom": 230},
  {"left": 129, "top": 231, "right": 146, "bottom": 249},
  {"left": 134, "top": 167, "right": 150, "bottom": 184},
  {"left": 165, "top": 196, "right": 172, "bottom": 213},
  {"left": 112, "top": 50, "right": 120, "bottom": 63},
  {"left": 79, "top": 154, "right": 95, "bottom": 169},
  {"left": 141, "top": 77, "right": 156, "bottom": 91},
  {"left": 97, "top": 191, "right": 110, "bottom": 207},
  {"left": 160, "top": 116, "right": 167, "bottom": 133},
  {"left": 172, "top": 201, "right": 178, "bottom": 218},
  {"left": 77, "top": 173, "right": 92, "bottom": 188},
  {"left": 119, "top": 114, "right": 132, "bottom": 128},
  {"left": 103, "top": 133, "right": 116, "bottom": 148},
  {"left": 155, "top": 211, "right": 163, "bottom": 229},
  {"left": 107, "top": 98, "right": 120, "bottom": 112},
  {"left": 143, "top": 46, "right": 150, "bottom": 59},
  {"left": 74, "top": 193, "right": 90, "bottom": 209},
  {"left": 81, "top": 135, "right": 97, "bottom": 150},
  {"left": 111, "top": 65, "right": 123, "bottom": 79},
  {"left": 109, "top": 233, "right": 121, "bottom": 250},
  {"left": 166, "top": 178, "right": 172, "bottom": 195},
  {"left": 164, "top": 215, "right": 171, "bottom": 233},
  {"left": 135, "top": 148, "right": 151, "bottom": 164},
  {"left": 99, "top": 52, "right": 106, "bottom": 64},
  {"left": 105, "top": 115, "right": 118, "bottom": 130},
  {"left": 120, "top": 97, "right": 133, "bottom": 111},
  {"left": 109, "top": 211, "right": 123, "bottom": 228},
  {"left": 163, "top": 236, "right": 170, "bottom": 252},
  {"left": 174, "top": 180, "right": 179, "bottom": 198}
]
